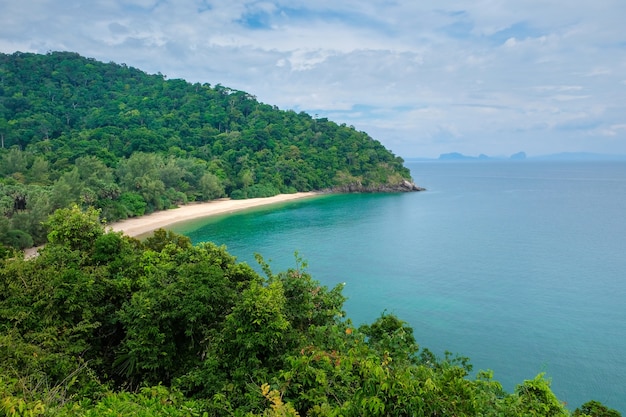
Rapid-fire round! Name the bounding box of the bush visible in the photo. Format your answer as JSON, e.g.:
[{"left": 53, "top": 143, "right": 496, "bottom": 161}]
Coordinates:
[
  {"left": 246, "top": 184, "right": 280, "bottom": 198},
  {"left": 230, "top": 184, "right": 281, "bottom": 200},
  {"left": 119, "top": 192, "right": 147, "bottom": 217},
  {"left": 3, "top": 229, "right": 34, "bottom": 249},
  {"left": 574, "top": 400, "right": 622, "bottom": 417}
]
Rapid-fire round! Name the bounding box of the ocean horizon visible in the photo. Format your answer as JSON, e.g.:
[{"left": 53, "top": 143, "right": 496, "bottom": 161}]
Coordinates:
[{"left": 174, "top": 160, "right": 626, "bottom": 413}]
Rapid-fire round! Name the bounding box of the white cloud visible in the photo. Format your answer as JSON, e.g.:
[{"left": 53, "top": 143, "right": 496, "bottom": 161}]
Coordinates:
[
  {"left": 595, "top": 124, "right": 626, "bottom": 137},
  {"left": 1, "top": 0, "right": 625, "bottom": 157}
]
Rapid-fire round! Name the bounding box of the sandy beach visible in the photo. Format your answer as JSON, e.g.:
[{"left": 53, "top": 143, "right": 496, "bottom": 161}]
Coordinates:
[
  {"left": 106, "top": 192, "right": 320, "bottom": 237},
  {"left": 21, "top": 192, "right": 319, "bottom": 259}
]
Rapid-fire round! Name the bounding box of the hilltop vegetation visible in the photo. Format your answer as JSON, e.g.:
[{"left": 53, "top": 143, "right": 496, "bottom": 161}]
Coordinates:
[
  {"left": 0, "top": 51, "right": 415, "bottom": 250},
  {"left": 1, "top": 206, "right": 621, "bottom": 416}
]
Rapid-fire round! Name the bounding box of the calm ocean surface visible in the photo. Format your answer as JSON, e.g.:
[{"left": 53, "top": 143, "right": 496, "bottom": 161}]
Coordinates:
[{"left": 174, "top": 161, "right": 626, "bottom": 412}]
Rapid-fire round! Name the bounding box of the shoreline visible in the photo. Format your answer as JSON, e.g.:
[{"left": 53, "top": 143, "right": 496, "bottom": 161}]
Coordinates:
[
  {"left": 22, "top": 192, "right": 320, "bottom": 259},
  {"left": 106, "top": 191, "right": 321, "bottom": 238}
]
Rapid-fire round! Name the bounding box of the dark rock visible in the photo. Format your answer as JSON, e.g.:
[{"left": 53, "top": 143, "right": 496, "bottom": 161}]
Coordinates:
[{"left": 324, "top": 180, "right": 425, "bottom": 193}]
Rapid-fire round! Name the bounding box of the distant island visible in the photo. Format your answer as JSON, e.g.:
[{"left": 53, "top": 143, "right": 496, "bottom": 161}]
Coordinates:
[
  {"left": 438, "top": 151, "right": 527, "bottom": 161},
  {"left": 407, "top": 151, "right": 626, "bottom": 162}
]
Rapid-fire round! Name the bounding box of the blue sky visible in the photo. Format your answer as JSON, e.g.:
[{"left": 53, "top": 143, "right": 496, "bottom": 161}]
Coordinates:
[{"left": 1, "top": 0, "right": 625, "bottom": 158}]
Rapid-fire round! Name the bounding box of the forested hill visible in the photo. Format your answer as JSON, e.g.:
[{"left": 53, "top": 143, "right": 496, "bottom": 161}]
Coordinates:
[{"left": 0, "top": 51, "right": 417, "bottom": 249}]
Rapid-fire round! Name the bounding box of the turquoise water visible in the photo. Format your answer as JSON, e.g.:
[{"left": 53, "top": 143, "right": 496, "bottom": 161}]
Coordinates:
[{"left": 175, "top": 161, "right": 626, "bottom": 412}]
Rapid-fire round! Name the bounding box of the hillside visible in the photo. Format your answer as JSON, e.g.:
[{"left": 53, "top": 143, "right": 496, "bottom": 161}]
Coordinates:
[{"left": 0, "top": 51, "right": 418, "bottom": 249}]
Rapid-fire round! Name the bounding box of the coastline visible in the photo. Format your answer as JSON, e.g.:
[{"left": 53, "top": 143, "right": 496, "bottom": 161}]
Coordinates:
[
  {"left": 106, "top": 191, "right": 320, "bottom": 238},
  {"left": 22, "top": 192, "right": 319, "bottom": 259}
]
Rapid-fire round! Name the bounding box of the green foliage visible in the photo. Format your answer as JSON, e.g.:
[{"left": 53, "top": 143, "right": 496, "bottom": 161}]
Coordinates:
[
  {"left": 573, "top": 400, "right": 622, "bottom": 417},
  {"left": 359, "top": 312, "right": 419, "bottom": 365},
  {"left": 142, "top": 228, "right": 192, "bottom": 252},
  {"left": 0, "top": 207, "right": 613, "bottom": 416},
  {"left": 44, "top": 205, "right": 104, "bottom": 252},
  {"left": 0, "top": 243, "right": 16, "bottom": 260},
  {"left": 1, "top": 389, "right": 46, "bottom": 417},
  {"left": 198, "top": 172, "right": 225, "bottom": 200},
  {"left": 510, "top": 374, "right": 570, "bottom": 416},
  {"left": 2, "top": 229, "right": 33, "bottom": 249},
  {"left": 0, "top": 51, "right": 415, "bottom": 250},
  {"left": 51, "top": 385, "right": 208, "bottom": 416},
  {"left": 231, "top": 183, "right": 281, "bottom": 200},
  {"left": 118, "top": 192, "right": 147, "bottom": 217},
  {"left": 220, "top": 279, "right": 290, "bottom": 373},
  {"left": 114, "top": 239, "right": 259, "bottom": 387}
]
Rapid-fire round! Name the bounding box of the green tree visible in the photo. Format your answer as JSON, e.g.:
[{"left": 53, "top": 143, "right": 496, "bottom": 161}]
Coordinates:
[
  {"left": 510, "top": 374, "right": 569, "bottom": 417},
  {"left": 574, "top": 400, "right": 622, "bottom": 417},
  {"left": 199, "top": 172, "right": 225, "bottom": 200},
  {"left": 44, "top": 205, "right": 104, "bottom": 252},
  {"left": 1, "top": 147, "right": 28, "bottom": 176},
  {"left": 222, "top": 280, "right": 290, "bottom": 366},
  {"left": 27, "top": 156, "right": 50, "bottom": 184},
  {"left": 114, "top": 237, "right": 260, "bottom": 388},
  {"left": 49, "top": 168, "right": 83, "bottom": 209},
  {"left": 359, "top": 312, "right": 419, "bottom": 366}
]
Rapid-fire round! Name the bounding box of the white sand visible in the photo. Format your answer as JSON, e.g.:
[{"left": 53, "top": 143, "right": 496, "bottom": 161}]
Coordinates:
[
  {"left": 106, "top": 192, "right": 320, "bottom": 237},
  {"left": 22, "top": 192, "right": 319, "bottom": 259}
]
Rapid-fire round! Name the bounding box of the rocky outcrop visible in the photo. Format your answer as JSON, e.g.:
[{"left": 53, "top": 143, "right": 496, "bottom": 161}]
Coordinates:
[
  {"left": 397, "top": 179, "right": 426, "bottom": 192},
  {"left": 324, "top": 179, "right": 425, "bottom": 193}
]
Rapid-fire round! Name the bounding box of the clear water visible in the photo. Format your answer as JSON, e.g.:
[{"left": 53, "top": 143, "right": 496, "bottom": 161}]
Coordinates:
[{"left": 175, "top": 161, "right": 626, "bottom": 412}]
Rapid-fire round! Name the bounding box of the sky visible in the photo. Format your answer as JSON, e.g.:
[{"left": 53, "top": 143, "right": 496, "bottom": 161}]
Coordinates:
[{"left": 1, "top": 1, "right": 626, "bottom": 158}]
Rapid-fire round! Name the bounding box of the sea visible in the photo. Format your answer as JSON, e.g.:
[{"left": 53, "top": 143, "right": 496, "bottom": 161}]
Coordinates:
[{"left": 173, "top": 160, "right": 626, "bottom": 413}]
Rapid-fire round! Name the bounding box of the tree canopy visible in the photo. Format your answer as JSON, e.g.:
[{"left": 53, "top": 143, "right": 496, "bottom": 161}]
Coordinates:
[
  {"left": 0, "top": 206, "right": 621, "bottom": 416},
  {"left": 1, "top": 51, "right": 418, "bottom": 249}
]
